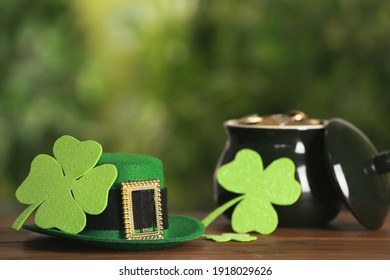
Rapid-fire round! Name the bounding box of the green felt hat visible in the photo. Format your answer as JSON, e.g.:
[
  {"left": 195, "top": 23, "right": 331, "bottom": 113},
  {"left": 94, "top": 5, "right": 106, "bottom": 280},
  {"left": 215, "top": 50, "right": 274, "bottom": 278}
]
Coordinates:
[{"left": 16, "top": 149, "right": 204, "bottom": 250}]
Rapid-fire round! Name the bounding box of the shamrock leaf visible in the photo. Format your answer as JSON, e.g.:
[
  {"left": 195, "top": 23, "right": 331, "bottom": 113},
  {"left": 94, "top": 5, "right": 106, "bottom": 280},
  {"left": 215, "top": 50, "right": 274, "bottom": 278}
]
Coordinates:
[
  {"left": 53, "top": 135, "right": 103, "bottom": 180},
  {"left": 12, "top": 135, "right": 117, "bottom": 234},
  {"left": 203, "top": 233, "right": 257, "bottom": 242},
  {"left": 202, "top": 149, "right": 301, "bottom": 235}
]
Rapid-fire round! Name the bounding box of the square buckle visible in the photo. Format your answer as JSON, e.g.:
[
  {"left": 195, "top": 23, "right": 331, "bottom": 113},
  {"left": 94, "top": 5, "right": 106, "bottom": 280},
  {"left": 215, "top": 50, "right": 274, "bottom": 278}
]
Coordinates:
[{"left": 121, "top": 179, "right": 164, "bottom": 240}]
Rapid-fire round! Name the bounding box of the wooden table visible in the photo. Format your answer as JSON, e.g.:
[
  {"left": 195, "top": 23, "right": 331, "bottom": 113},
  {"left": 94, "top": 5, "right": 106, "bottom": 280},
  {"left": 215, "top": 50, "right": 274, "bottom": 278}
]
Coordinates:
[{"left": 1, "top": 210, "right": 389, "bottom": 260}]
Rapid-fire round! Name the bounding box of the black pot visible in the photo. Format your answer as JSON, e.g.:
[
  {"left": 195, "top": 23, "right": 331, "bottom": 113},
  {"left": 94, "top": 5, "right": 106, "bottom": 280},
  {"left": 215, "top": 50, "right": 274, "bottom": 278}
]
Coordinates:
[{"left": 213, "top": 117, "right": 390, "bottom": 229}]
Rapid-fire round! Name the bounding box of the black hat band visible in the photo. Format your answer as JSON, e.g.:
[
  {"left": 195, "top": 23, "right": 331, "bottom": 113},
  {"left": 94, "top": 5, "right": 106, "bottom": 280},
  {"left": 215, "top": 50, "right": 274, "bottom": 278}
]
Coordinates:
[{"left": 85, "top": 186, "right": 168, "bottom": 234}]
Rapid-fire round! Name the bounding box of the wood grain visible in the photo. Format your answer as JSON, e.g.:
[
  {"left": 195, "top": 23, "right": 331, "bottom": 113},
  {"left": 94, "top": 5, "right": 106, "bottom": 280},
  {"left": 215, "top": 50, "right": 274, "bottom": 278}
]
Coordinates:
[{"left": 1, "top": 210, "right": 389, "bottom": 260}]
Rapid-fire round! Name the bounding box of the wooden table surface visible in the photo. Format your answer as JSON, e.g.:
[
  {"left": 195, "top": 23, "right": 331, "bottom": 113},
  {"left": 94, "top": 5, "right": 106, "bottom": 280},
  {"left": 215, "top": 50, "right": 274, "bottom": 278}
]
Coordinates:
[{"left": 1, "top": 210, "right": 390, "bottom": 260}]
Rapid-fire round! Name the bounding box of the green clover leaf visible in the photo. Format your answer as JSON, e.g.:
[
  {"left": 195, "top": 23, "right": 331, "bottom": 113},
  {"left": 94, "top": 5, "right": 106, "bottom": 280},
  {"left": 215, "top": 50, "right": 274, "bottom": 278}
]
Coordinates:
[
  {"left": 203, "top": 233, "right": 257, "bottom": 242},
  {"left": 202, "top": 149, "right": 301, "bottom": 236},
  {"left": 12, "top": 135, "right": 118, "bottom": 234}
]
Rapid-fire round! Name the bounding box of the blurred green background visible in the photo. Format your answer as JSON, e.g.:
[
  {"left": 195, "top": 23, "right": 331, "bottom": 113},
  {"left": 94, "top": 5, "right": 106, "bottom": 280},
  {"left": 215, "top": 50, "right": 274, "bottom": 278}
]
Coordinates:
[{"left": 1, "top": 0, "right": 389, "bottom": 214}]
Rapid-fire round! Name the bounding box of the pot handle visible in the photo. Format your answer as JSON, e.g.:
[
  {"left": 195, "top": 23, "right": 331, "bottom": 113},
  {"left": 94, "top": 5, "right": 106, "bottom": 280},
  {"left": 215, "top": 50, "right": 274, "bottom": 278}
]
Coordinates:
[{"left": 373, "top": 151, "right": 390, "bottom": 174}]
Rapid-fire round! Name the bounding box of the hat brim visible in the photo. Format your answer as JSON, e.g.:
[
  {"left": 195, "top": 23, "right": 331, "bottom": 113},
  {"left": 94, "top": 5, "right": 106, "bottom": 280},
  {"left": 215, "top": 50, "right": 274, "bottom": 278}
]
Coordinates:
[{"left": 23, "top": 215, "right": 205, "bottom": 250}]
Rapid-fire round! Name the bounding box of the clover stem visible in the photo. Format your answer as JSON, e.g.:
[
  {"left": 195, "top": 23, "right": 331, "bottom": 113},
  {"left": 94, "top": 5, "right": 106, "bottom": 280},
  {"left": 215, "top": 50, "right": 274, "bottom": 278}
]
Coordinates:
[
  {"left": 12, "top": 202, "right": 41, "bottom": 230},
  {"left": 201, "top": 195, "right": 245, "bottom": 228}
]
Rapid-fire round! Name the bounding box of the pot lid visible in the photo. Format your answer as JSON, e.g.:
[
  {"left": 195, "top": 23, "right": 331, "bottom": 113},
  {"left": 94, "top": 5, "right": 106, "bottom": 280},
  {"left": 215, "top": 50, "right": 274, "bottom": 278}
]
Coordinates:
[{"left": 324, "top": 118, "right": 390, "bottom": 230}]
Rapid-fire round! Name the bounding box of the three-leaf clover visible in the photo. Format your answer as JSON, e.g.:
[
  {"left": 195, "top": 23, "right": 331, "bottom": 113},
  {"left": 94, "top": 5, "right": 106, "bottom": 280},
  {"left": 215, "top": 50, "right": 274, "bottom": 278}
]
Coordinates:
[
  {"left": 12, "top": 135, "right": 118, "bottom": 234},
  {"left": 203, "top": 233, "right": 257, "bottom": 242},
  {"left": 202, "top": 149, "right": 301, "bottom": 236}
]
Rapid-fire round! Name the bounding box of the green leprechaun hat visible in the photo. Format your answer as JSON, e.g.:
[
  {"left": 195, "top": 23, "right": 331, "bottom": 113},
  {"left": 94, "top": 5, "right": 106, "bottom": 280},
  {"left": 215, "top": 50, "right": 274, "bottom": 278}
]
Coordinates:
[{"left": 12, "top": 135, "right": 205, "bottom": 250}]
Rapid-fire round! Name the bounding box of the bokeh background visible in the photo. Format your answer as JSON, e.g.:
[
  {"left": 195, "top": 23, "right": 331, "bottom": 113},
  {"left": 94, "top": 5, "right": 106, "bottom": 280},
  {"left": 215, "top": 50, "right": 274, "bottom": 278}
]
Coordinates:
[{"left": 1, "top": 0, "right": 389, "bottom": 214}]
